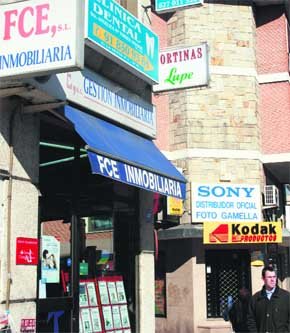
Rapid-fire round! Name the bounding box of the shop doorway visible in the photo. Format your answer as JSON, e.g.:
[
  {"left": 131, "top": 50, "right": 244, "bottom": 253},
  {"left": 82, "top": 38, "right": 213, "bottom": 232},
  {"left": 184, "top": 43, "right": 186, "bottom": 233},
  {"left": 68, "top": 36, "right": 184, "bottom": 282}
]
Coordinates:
[
  {"left": 37, "top": 219, "right": 73, "bottom": 332},
  {"left": 205, "top": 250, "right": 251, "bottom": 318},
  {"left": 37, "top": 111, "right": 139, "bottom": 332}
]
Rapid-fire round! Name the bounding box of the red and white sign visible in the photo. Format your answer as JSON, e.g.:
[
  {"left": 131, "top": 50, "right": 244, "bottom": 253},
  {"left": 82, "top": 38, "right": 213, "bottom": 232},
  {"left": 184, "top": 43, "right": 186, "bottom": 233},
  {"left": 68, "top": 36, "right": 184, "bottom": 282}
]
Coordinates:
[
  {"left": 16, "top": 237, "right": 39, "bottom": 265},
  {"left": 20, "top": 319, "right": 36, "bottom": 333}
]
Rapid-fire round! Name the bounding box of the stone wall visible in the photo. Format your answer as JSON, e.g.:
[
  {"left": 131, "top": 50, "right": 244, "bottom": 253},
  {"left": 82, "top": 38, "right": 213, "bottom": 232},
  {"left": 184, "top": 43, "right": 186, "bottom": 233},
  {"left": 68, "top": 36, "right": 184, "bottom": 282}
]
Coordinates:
[
  {"left": 162, "top": 3, "right": 261, "bottom": 223},
  {"left": 0, "top": 97, "right": 39, "bottom": 328}
]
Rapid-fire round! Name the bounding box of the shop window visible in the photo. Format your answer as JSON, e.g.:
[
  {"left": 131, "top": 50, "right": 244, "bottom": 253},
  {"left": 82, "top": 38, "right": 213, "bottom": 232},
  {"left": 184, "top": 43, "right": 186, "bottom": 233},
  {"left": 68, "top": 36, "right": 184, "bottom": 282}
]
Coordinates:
[
  {"left": 155, "top": 252, "right": 167, "bottom": 317},
  {"left": 84, "top": 214, "right": 113, "bottom": 233},
  {"left": 205, "top": 250, "right": 251, "bottom": 318}
]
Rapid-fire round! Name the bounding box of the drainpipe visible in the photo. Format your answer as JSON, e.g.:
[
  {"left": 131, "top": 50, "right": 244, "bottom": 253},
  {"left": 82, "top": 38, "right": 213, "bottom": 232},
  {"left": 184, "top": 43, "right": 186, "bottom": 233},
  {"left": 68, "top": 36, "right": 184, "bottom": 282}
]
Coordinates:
[{"left": 5, "top": 104, "right": 18, "bottom": 310}]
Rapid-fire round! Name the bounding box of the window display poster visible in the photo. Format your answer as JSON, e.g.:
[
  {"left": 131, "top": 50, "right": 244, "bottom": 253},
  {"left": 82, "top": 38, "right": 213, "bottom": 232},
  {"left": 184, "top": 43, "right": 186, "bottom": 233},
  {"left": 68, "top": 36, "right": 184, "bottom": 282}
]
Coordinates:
[
  {"left": 112, "top": 305, "right": 122, "bottom": 329},
  {"left": 81, "top": 308, "right": 93, "bottom": 333},
  {"left": 102, "top": 306, "right": 114, "bottom": 331},
  {"left": 90, "top": 307, "right": 102, "bottom": 332},
  {"left": 107, "top": 282, "right": 118, "bottom": 304},
  {"left": 98, "top": 281, "right": 110, "bottom": 304},
  {"left": 116, "top": 281, "right": 127, "bottom": 303},
  {"left": 41, "top": 235, "right": 60, "bottom": 283},
  {"left": 119, "top": 305, "right": 130, "bottom": 328},
  {"left": 80, "top": 283, "right": 89, "bottom": 307},
  {"left": 86, "top": 282, "right": 98, "bottom": 306}
]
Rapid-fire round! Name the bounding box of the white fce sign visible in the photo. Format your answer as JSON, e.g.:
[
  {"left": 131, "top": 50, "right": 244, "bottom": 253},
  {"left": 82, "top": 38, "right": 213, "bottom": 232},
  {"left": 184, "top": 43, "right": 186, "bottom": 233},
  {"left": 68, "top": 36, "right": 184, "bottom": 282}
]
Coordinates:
[
  {"left": 191, "top": 183, "right": 262, "bottom": 222},
  {"left": 0, "top": 0, "right": 84, "bottom": 79}
]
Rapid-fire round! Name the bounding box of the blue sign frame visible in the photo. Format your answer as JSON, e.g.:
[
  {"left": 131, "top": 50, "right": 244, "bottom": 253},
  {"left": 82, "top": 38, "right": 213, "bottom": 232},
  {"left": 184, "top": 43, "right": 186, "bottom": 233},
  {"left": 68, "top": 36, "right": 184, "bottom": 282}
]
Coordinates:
[
  {"left": 85, "top": 0, "right": 159, "bottom": 84},
  {"left": 155, "top": 0, "right": 203, "bottom": 13}
]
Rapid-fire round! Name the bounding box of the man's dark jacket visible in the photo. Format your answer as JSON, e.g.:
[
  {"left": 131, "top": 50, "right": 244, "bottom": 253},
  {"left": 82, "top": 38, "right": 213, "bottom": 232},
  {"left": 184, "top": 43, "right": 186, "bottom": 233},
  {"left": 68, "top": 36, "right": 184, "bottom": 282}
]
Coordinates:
[{"left": 247, "top": 285, "right": 290, "bottom": 333}]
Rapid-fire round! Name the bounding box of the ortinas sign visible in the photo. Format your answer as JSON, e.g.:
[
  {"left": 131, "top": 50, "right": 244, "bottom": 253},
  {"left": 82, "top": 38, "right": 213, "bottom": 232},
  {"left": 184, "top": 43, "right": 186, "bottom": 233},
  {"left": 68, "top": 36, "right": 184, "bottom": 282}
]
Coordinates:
[{"left": 153, "top": 43, "right": 209, "bottom": 92}]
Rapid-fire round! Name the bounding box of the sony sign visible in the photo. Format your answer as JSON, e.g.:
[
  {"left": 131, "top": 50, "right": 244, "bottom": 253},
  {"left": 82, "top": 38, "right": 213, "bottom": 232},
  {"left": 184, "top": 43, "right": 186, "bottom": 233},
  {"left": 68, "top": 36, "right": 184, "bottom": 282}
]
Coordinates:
[{"left": 191, "top": 183, "right": 262, "bottom": 222}]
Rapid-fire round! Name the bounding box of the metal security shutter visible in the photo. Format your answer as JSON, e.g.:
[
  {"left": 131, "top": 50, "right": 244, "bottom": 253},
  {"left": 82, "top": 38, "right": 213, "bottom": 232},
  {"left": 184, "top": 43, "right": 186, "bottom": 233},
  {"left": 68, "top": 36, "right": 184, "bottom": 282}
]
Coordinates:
[{"left": 205, "top": 250, "right": 251, "bottom": 318}]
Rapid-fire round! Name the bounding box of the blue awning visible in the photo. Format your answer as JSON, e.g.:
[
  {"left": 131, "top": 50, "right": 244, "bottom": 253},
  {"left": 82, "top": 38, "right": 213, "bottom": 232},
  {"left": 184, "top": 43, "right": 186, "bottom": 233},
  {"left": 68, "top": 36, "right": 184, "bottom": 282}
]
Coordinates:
[{"left": 64, "top": 105, "right": 186, "bottom": 199}]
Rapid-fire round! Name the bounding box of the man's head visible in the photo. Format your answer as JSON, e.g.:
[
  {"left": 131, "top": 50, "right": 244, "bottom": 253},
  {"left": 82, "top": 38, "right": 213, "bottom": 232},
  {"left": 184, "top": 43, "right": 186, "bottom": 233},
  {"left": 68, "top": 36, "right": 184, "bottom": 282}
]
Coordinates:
[{"left": 262, "top": 265, "right": 277, "bottom": 291}]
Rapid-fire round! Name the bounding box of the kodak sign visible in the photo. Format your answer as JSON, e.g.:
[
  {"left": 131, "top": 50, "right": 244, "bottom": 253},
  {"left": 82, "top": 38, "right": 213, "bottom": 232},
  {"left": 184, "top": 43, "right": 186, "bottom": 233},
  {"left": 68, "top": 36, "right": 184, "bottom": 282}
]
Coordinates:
[{"left": 203, "top": 222, "right": 282, "bottom": 244}]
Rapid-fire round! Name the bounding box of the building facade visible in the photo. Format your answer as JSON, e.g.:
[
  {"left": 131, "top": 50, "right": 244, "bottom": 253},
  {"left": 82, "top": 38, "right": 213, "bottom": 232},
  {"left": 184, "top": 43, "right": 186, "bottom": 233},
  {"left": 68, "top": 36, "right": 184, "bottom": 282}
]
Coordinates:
[
  {"left": 0, "top": 1, "right": 177, "bottom": 332},
  {"left": 152, "top": 1, "right": 290, "bottom": 332}
]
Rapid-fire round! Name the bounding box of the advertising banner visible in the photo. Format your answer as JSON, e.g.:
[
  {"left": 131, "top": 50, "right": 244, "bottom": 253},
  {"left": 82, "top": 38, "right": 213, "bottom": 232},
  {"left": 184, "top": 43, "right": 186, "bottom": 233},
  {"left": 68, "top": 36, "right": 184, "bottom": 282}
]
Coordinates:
[
  {"left": 0, "top": 0, "right": 84, "bottom": 79},
  {"left": 155, "top": 0, "right": 203, "bottom": 13},
  {"left": 167, "top": 196, "right": 183, "bottom": 216},
  {"left": 203, "top": 221, "right": 282, "bottom": 244},
  {"left": 16, "top": 237, "right": 38, "bottom": 265},
  {"left": 41, "top": 235, "right": 60, "bottom": 283},
  {"left": 88, "top": 152, "right": 186, "bottom": 200},
  {"left": 26, "top": 69, "right": 156, "bottom": 138},
  {"left": 191, "top": 183, "right": 262, "bottom": 222},
  {"left": 85, "top": 0, "right": 159, "bottom": 84},
  {"left": 153, "top": 43, "right": 209, "bottom": 92}
]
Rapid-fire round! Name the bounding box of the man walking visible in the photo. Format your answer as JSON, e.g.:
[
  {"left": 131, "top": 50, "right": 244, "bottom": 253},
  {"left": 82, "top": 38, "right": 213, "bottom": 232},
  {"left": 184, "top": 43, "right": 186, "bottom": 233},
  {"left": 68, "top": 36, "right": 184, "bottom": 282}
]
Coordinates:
[{"left": 247, "top": 265, "right": 290, "bottom": 333}]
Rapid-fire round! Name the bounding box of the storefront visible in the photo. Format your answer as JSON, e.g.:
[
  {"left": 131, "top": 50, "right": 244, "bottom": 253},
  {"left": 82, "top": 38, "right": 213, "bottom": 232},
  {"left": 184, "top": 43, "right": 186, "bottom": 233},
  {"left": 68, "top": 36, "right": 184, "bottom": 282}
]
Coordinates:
[
  {"left": 35, "top": 93, "right": 186, "bottom": 332},
  {"left": 0, "top": 1, "right": 184, "bottom": 331},
  {"left": 155, "top": 182, "right": 289, "bottom": 333}
]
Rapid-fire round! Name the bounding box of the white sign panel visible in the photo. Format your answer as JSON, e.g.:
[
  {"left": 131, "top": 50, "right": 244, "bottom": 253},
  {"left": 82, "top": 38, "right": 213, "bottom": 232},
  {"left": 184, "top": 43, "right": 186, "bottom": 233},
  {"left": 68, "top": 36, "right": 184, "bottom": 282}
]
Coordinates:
[
  {"left": 25, "top": 68, "right": 157, "bottom": 138},
  {"left": 153, "top": 43, "right": 209, "bottom": 92},
  {"left": 191, "top": 183, "right": 262, "bottom": 222},
  {"left": 41, "top": 235, "right": 60, "bottom": 283},
  {"left": 0, "top": 0, "right": 84, "bottom": 79}
]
